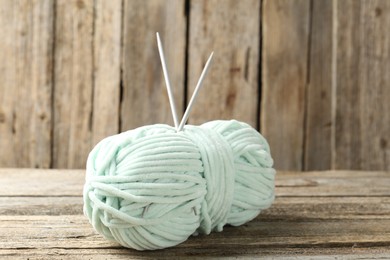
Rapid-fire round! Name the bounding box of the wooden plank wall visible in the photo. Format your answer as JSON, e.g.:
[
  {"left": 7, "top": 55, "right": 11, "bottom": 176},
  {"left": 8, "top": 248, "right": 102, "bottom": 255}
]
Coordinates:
[
  {"left": 262, "top": 0, "right": 390, "bottom": 171},
  {"left": 0, "top": 0, "right": 389, "bottom": 171}
]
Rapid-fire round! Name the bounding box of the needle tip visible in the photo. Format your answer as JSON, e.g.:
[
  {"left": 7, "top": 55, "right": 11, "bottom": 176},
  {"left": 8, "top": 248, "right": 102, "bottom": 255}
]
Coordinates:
[{"left": 207, "top": 52, "right": 214, "bottom": 62}]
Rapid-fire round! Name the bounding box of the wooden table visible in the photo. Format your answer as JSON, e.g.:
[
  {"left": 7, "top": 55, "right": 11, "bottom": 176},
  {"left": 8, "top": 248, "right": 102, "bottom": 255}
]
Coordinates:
[{"left": 1, "top": 169, "right": 389, "bottom": 259}]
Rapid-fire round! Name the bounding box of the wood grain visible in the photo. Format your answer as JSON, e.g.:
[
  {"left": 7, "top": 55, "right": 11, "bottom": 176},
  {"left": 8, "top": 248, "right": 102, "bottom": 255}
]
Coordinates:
[
  {"left": 332, "top": 0, "right": 363, "bottom": 170},
  {"left": 1, "top": 169, "right": 390, "bottom": 258},
  {"left": 1, "top": 248, "right": 390, "bottom": 259},
  {"left": 261, "top": 0, "right": 311, "bottom": 170},
  {"left": 2, "top": 168, "right": 390, "bottom": 197},
  {"left": 2, "top": 196, "right": 390, "bottom": 220},
  {"left": 0, "top": 0, "right": 389, "bottom": 171},
  {"left": 0, "top": 0, "right": 53, "bottom": 168},
  {"left": 188, "top": 0, "right": 260, "bottom": 128},
  {"left": 121, "top": 0, "right": 186, "bottom": 130},
  {"left": 276, "top": 170, "right": 390, "bottom": 197},
  {"left": 333, "top": 0, "right": 390, "bottom": 170},
  {"left": 0, "top": 168, "right": 84, "bottom": 196},
  {"left": 0, "top": 197, "right": 83, "bottom": 216},
  {"left": 3, "top": 195, "right": 390, "bottom": 225},
  {"left": 304, "top": 0, "right": 333, "bottom": 170},
  {"left": 1, "top": 215, "right": 390, "bottom": 250},
  {"left": 53, "top": 0, "right": 94, "bottom": 168},
  {"left": 357, "top": 0, "right": 390, "bottom": 170},
  {"left": 92, "top": 0, "right": 122, "bottom": 145},
  {"left": 262, "top": 196, "right": 390, "bottom": 220}
]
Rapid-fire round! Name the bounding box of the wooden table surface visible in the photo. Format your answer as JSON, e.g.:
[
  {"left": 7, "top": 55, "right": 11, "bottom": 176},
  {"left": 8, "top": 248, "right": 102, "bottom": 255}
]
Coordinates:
[{"left": 1, "top": 169, "right": 389, "bottom": 259}]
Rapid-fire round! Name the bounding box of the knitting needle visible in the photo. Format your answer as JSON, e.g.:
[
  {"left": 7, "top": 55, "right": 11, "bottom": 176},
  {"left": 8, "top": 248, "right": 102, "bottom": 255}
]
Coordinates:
[
  {"left": 156, "top": 32, "right": 179, "bottom": 130},
  {"left": 177, "top": 52, "right": 214, "bottom": 132}
]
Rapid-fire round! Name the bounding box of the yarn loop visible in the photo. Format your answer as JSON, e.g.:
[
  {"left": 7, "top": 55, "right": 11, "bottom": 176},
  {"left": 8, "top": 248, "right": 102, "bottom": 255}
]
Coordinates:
[{"left": 83, "top": 120, "right": 275, "bottom": 250}]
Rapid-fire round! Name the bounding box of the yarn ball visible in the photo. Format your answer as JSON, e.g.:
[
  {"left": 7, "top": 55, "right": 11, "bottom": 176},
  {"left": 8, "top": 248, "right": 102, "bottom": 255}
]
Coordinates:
[{"left": 83, "top": 120, "right": 275, "bottom": 250}]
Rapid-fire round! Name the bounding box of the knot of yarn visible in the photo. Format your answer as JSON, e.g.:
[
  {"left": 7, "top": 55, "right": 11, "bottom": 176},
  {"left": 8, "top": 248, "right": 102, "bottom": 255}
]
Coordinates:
[{"left": 83, "top": 120, "right": 275, "bottom": 250}]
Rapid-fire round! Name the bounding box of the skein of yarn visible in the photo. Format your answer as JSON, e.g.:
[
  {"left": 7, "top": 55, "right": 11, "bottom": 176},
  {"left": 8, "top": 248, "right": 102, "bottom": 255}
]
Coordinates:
[
  {"left": 83, "top": 120, "right": 275, "bottom": 250},
  {"left": 83, "top": 33, "right": 276, "bottom": 250}
]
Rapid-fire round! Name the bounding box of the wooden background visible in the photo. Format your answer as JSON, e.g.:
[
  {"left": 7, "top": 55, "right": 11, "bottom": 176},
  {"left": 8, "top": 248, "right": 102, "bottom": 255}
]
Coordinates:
[{"left": 0, "top": 0, "right": 389, "bottom": 171}]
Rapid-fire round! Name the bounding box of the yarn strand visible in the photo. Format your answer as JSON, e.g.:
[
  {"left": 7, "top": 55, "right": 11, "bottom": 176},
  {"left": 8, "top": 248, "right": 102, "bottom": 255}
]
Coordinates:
[{"left": 84, "top": 120, "right": 275, "bottom": 250}]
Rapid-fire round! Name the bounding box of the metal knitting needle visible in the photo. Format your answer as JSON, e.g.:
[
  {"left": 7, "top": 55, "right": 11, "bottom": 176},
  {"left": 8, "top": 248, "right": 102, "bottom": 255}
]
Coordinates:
[
  {"left": 156, "top": 32, "right": 179, "bottom": 130},
  {"left": 177, "top": 52, "right": 214, "bottom": 132}
]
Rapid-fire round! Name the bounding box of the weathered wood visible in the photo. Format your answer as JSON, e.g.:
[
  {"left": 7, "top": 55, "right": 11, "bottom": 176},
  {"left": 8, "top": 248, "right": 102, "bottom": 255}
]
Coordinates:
[
  {"left": 0, "top": 0, "right": 53, "bottom": 168},
  {"left": 275, "top": 170, "right": 390, "bottom": 197},
  {"left": 121, "top": 0, "right": 186, "bottom": 130},
  {"left": 0, "top": 169, "right": 84, "bottom": 196},
  {"left": 0, "top": 197, "right": 83, "bottom": 215},
  {"left": 0, "top": 0, "right": 389, "bottom": 171},
  {"left": 1, "top": 169, "right": 390, "bottom": 257},
  {"left": 2, "top": 196, "right": 389, "bottom": 220},
  {"left": 1, "top": 215, "right": 390, "bottom": 253},
  {"left": 92, "top": 0, "right": 122, "bottom": 145},
  {"left": 53, "top": 0, "right": 94, "bottom": 168},
  {"left": 188, "top": 0, "right": 260, "bottom": 128},
  {"left": 357, "top": 0, "right": 390, "bottom": 170},
  {"left": 304, "top": 0, "right": 333, "bottom": 170},
  {"left": 2, "top": 169, "right": 390, "bottom": 197},
  {"left": 332, "top": 0, "right": 363, "bottom": 170},
  {"left": 1, "top": 248, "right": 390, "bottom": 259},
  {"left": 261, "top": 0, "right": 311, "bottom": 170},
  {"left": 262, "top": 196, "right": 390, "bottom": 220},
  {"left": 1, "top": 169, "right": 390, "bottom": 219},
  {"left": 333, "top": 0, "right": 390, "bottom": 170},
  {"left": 261, "top": 0, "right": 390, "bottom": 171}
]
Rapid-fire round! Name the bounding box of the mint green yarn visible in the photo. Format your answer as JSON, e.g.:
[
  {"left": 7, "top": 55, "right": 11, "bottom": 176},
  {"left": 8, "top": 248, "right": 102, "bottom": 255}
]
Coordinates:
[{"left": 83, "top": 120, "right": 275, "bottom": 250}]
